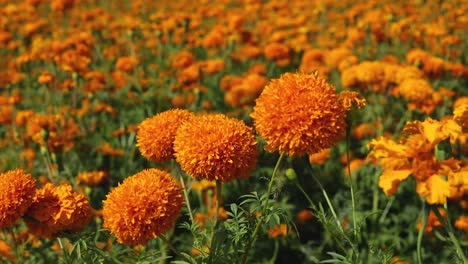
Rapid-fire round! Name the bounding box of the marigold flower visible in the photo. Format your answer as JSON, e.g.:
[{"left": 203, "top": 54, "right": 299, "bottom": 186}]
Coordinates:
[
  {"left": 76, "top": 171, "right": 109, "bottom": 187},
  {"left": 296, "top": 209, "right": 314, "bottom": 225},
  {"left": 416, "top": 208, "right": 445, "bottom": 233},
  {"left": 454, "top": 216, "right": 468, "bottom": 231},
  {"left": 25, "top": 183, "right": 92, "bottom": 238},
  {"left": 174, "top": 114, "right": 258, "bottom": 182},
  {"left": 268, "top": 224, "right": 289, "bottom": 238},
  {"left": 251, "top": 72, "right": 348, "bottom": 156},
  {"left": 137, "top": 109, "right": 194, "bottom": 162},
  {"left": 102, "top": 169, "right": 183, "bottom": 245},
  {"left": 308, "top": 148, "right": 331, "bottom": 165},
  {"left": 0, "top": 169, "right": 37, "bottom": 230}
]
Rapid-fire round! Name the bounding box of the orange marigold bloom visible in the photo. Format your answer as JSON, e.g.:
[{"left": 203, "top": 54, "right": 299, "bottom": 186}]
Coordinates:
[
  {"left": 308, "top": 148, "right": 331, "bottom": 165},
  {"left": 296, "top": 209, "right": 314, "bottom": 225},
  {"left": 102, "top": 169, "right": 183, "bottom": 245},
  {"left": 174, "top": 114, "right": 258, "bottom": 182},
  {"left": 416, "top": 208, "right": 445, "bottom": 233},
  {"left": 0, "top": 169, "right": 36, "bottom": 229},
  {"left": 76, "top": 171, "right": 109, "bottom": 187},
  {"left": 251, "top": 72, "right": 348, "bottom": 156},
  {"left": 25, "top": 183, "right": 92, "bottom": 238},
  {"left": 137, "top": 109, "right": 194, "bottom": 162},
  {"left": 454, "top": 216, "right": 468, "bottom": 231},
  {"left": 115, "top": 57, "right": 136, "bottom": 73},
  {"left": 264, "top": 42, "right": 290, "bottom": 61},
  {"left": 268, "top": 224, "right": 289, "bottom": 238}
]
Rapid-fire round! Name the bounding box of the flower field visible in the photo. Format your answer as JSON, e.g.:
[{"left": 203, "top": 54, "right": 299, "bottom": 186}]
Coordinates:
[{"left": 0, "top": 0, "right": 467, "bottom": 263}]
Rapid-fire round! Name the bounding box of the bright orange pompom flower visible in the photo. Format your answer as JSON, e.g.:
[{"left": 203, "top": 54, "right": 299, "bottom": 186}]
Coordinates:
[
  {"left": 25, "top": 183, "right": 92, "bottom": 238},
  {"left": 102, "top": 169, "right": 183, "bottom": 245},
  {"left": 136, "top": 109, "right": 194, "bottom": 162},
  {"left": 251, "top": 72, "right": 348, "bottom": 156},
  {"left": 0, "top": 169, "right": 37, "bottom": 230},
  {"left": 174, "top": 113, "right": 258, "bottom": 182}
]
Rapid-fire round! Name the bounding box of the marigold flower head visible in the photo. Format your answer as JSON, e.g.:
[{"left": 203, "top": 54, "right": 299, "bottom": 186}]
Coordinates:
[
  {"left": 267, "top": 224, "right": 289, "bottom": 238},
  {"left": 0, "top": 169, "right": 37, "bottom": 230},
  {"left": 251, "top": 72, "right": 348, "bottom": 156},
  {"left": 308, "top": 148, "right": 331, "bottom": 165},
  {"left": 25, "top": 183, "right": 92, "bottom": 238},
  {"left": 174, "top": 113, "right": 258, "bottom": 182},
  {"left": 102, "top": 169, "right": 183, "bottom": 245},
  {"left": 137, "top": 109, "right": 195, "bottom": 162},
  {"left": 454, "top": 215, "right": 468, "bottom": 231},
  {"left": 76, "top": 170, "right": 109, "bottom": 187}
]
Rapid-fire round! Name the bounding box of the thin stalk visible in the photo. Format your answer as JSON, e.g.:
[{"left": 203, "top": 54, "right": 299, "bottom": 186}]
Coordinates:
[
  {"left": 57, "top": 237, "right": 71, "bottom": 264},
  {"left": 173, "top": 161, "right": 194, "bottom": 224},
  {"left": 268, "top": 240, "right": 279, "bottom": 264},
  {"left": 294, "top": 181, "right": 347, "bottom": 254},
  {"left": 431, "top": 206, "right": 466, "bottom": 262},
  {"left": 346, "top": 129, "right": 357, "bottom": 238},
  {"left": 378, "top": 197, "right": 394, "bottom": 224},
  {"left": 9, "top": 228, "right": 21, "bottom": 263},
  {"left": 310, "top": 173, "right": 343, "bottom": 233},
  {"left": 159, "top": 235, "right": 191, "bottom": 262},
  {"left": 210, "top": 180, "right": 223, "bottom": 249},
  {"left": 241, "top": 153, "right": 285, "bottom": 264},
  {"left": 417, "top": 202, "right": 429, "bottom": 264}
]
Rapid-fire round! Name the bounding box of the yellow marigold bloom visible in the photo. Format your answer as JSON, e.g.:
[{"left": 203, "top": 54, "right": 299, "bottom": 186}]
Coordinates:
[
  {"left": 174, "top": 114, "right": 258, "bottom": 182},
  {"left": 251, "top": 72, "right": 348, "bottom": 156},
  {"left": 0, "top": 169, "right": 36, "bottom": 229},
  {"left": 398, "top": 78, "right": 433, "bottom": 102},
  {"left": 25, "top": 183, "right": 92, "bottom": 238},
  {"left": 137, "top": 109, "right": 194, "bottom": 162},
  {"left": 102, "top": 169, "right": 183, "bottom": 245},
  {"left": 76, "top": 171, "right": 109, "bottom": 187}
]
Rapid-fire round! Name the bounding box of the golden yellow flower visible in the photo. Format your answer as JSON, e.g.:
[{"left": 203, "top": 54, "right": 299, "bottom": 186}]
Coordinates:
[
  {"left": 102, "top": 169, "right": 183, "bottom": 245},
  {"left": 174, "top": 114, "right": 258, "bottom": 182},
  {"left": 137, "top": 109, "right": 194, "bottom": 162},
  {"left": 0, "top": 169, "right": 37, "bottom": 229},
  {"left": 251, "top": 72, "right": 348, "bottom": 156},
  {"left": 25, "top": 183, "right": 92, "bottom": 238}
]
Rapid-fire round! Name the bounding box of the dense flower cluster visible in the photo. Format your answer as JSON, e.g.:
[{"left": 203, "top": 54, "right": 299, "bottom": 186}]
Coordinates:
[
  {"left": 136, "top": 109, "right": 194, "bottom": 162},
  {"left": 25, "top": 183, "right": 93, "bottom": 238},
  {"left": 102, "top": 169, "right": 183, "bottom": 245},
  {"left": 251, "top": 72, "right": 364, "bottom": 156},
  {"left": 0, "top": 169, "right": 36, "bottom": 230},
  {"left": 174, "top": 113, "right": 258, "bottom": 181}
]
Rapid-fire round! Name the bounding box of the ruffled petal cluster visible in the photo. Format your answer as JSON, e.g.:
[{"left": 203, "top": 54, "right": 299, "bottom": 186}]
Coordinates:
[
  {"left": 174, "top": 113, "right": 258, "bottom": 181},
  {"left": 102, "top": 169, "right": 183, "bottom": 245},
  {"left": 251, "top": 72, "right": 352, "bottom": 156},
  {"left": 137, "top": 109, "right": 194, "bottom": 162},
  {"left": 0, "top": 169, "right": 36, "bottom": 229},
  {"left": 25, "top": 183, "right": 92, "bottom": 238}
]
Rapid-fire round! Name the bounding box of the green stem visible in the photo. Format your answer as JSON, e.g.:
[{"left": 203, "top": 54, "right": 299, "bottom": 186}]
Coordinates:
[
  {"left": 209, "top": 181, "right": 222, "bottom": 251},
  {"left": 294, "top": 180, "right": 348, "bottom": 254},
  {"left": 173, "top": 161, "right": 194, "bottom": 223},
  {"left": 431, "top": 206, "right": 466, "bottom": 262},
  {"left": 268, "top": 240, "right": 279, "bottom": 264},
  {"left": 159, "top": 235, "right": 191, "bottom": 262},
  {"left": 57, "top": 237, "right": 71, "bottom": 264},
  {"left": 417, "top": 202, "right": 429, "bottom": 264},
  {"left": 346, "top": 129, "right": 357, "bottom": 238},
  {"left": 241, "top": 153, "right": 285, "bottom": 264},
  {"left": 310, "top": 173, "right": 343, "bottom": 233}
]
